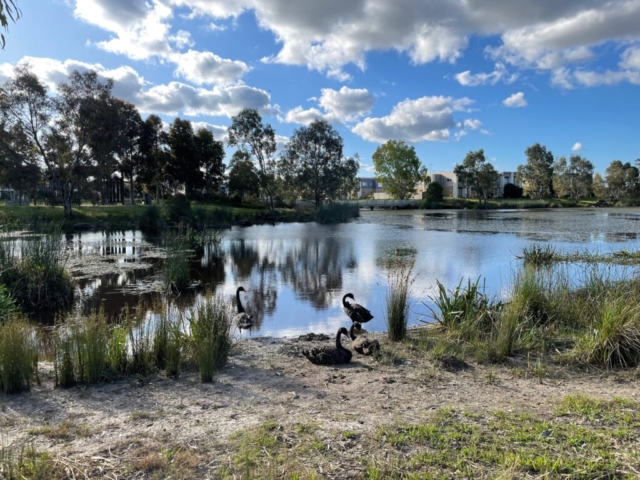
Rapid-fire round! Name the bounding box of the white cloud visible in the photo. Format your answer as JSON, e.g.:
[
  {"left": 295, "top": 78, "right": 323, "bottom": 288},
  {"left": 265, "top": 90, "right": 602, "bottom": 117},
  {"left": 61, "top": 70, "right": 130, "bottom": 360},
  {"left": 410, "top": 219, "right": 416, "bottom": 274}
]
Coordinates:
[
  {"left": 620, "top": 46, "right": 640, "bottom": 70},
  {"left": 573, "top": 69, "right": 640, "bottom": 86},
  {"left": 158, "top": 0, "right": 640, "bottom": 83},
  {"left": 503, "top": 92, "right": 527, "bottom": 107},
  {"left": 462, "top": 119, "right": 482, "bottom": 130},
  {"left": 191, "top": 121, "right": 229, "bottom": 140},
  {"left": 455, "top": 62, "right": 518, "bottom": 86},
  {"left": 172, "top": 50, "right": 250, "bottom": 85},
  {"left": 1, "top": 56, "right": 278, "bottom": 119},
  {"left": 571, "top": 142, "right": 583, "bottom": 151},
  {"left": 284, "top": 86, "right": 375, "bottom": 125},
  {"left": 351, "top": 95, "right": 473, "bottom": 143}
]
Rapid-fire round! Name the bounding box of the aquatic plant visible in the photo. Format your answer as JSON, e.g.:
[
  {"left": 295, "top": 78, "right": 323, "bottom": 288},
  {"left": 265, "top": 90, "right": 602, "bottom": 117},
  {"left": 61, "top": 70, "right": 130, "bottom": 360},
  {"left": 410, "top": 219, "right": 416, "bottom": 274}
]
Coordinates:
[{"left": 384, "top": 258, "right": 415, "bottom": 342}]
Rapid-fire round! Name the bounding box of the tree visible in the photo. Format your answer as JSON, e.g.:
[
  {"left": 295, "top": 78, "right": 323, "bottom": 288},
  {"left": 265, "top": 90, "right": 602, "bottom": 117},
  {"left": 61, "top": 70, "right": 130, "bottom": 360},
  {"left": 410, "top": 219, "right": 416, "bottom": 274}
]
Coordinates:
[
  {"left": 228, "top": 109, "right": 277, "bottom": 209},
  {"left": 194, "top": 128, "right": 225, "bottom": 196},
  {"left": 516, "top": 143, "right": 554, "bottom": 200},
  {"left": 372, "top": 140, "right": 427, "bottom": 200},
  {"left": 503, "top": 183, "right": 523, "bottom": 199},
  {"left": 0, "top": 66, "right": 115, "bottom": 218},
  {"left": 425, "top": 182, "right": 443, "bottom": 202},
  {"left": 453, "top": 149, "right": 499, "bottom": 204},
  {"left": 0, "top": 122, "right": 41, "bottom": 204},
  {"left": 0, "top": 1, "right": 20, "bottom": 49},
  {"left": 138, "top": 114, "right": 170, "bottom": 203},
  {"left": 552, "top": 154, "right": 594, "bottom": 201},
  {"left": 279, "top": 119, "right": 357, "bottom": 207},
  {"left": 592, "top": 173, "right": 607, "bottom": 198},
  {"left": 167, "top": 117, "right": 199, "bottom": 196},
  {"left": 605, "top": 160, "right": 639, "bottom": 199},
  {"left": 228, "top": 150, "right": 259, "bottom": 203}
]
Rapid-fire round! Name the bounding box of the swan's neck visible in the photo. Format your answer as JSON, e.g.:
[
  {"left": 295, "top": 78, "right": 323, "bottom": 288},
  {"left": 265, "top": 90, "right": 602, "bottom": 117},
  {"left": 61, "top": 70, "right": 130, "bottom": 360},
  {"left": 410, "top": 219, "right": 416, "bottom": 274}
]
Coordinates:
[
  {"left": 336, "top": 331, "right": 345, "bottom": 351},
  {"left": 236, "top": 290, "right": 245, "bottom": 313},
  {"left": 342, "top": 295, "right": 350, "bottom": 308},
  {"left": 348, "top": 325, "right": 356, "bottom": 341}
]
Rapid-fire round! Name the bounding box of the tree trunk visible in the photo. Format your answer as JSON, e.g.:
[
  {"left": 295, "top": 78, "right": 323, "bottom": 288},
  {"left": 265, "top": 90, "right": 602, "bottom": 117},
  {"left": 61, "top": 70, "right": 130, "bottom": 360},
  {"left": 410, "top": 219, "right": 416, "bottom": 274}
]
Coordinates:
[{"left": 130, "top": 176, "right": 135, "bottom": 205}]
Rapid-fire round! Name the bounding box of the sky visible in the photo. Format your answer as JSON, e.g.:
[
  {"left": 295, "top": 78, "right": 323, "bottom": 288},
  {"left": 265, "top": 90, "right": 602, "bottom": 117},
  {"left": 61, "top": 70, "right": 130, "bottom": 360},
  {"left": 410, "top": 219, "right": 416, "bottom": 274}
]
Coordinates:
[{"left": 2, "top": 0, "right": 640, "bottom": 176}]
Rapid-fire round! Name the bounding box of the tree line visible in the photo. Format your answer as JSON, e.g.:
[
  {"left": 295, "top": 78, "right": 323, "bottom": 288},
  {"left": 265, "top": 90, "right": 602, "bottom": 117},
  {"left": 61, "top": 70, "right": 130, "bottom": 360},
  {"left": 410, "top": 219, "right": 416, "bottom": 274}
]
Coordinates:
[
  {"left": 0, "top": 66, "right": 359, "bottom": 218},
  {"left": 369, "top": 139, "right": 640, "bottom": 203}
]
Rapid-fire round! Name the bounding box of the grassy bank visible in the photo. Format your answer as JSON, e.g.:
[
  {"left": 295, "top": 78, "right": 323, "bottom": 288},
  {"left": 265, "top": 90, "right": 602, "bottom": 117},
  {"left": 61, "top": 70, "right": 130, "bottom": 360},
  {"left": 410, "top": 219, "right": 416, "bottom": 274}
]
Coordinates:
[{"left": 521, "top": 244, "right": 640, "bottom": 266}]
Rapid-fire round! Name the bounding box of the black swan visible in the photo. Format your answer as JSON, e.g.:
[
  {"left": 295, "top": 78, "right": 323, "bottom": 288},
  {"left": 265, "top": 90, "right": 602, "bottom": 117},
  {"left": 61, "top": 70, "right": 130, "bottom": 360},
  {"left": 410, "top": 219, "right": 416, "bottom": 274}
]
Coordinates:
[
  {"left": 302, "top": 327, "right": 352, "bottom": 365},
  {"left": 342, "top": 293, "right": 373, "bottom": 329},
  {"left": 349, "top": 324, "right": 380, "bottom": 356},
  {"left": 234, "top": 286, "right": 253, "bottom": 329}
]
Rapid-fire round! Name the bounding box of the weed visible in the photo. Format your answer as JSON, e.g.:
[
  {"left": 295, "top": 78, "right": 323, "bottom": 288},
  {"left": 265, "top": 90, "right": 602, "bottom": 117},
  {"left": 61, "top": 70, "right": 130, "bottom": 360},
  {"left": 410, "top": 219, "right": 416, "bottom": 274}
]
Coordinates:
[
  {"left": 0, "top": 317, "right": 37, "bottom": 394},
  {"left": 384, "top": 258, "right": 415, "bottom": 342}
]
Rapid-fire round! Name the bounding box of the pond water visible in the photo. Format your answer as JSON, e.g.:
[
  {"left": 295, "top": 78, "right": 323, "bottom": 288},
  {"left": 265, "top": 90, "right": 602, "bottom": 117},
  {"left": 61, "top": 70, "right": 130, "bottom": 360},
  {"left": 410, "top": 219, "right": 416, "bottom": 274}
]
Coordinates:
[{"left": 67, "top": 208, "right": 640, "bottom": 337}]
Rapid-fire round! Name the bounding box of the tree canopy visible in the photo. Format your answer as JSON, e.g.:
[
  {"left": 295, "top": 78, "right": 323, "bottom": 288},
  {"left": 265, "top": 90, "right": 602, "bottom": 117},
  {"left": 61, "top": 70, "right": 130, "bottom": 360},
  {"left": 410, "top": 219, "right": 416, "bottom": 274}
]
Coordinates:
[
  {"left": 516, "top": 143, "right": 554, "bottom": 200},
  {"left": 453, "top": 149, "right": 498, "bottom": 204},
  {"left": 0, "top": 1, "right": 19, "bottom": 49},
  {"left": 372, "top": 140, "right": 426, "bottom": 200},
  {"left": 552, "top": 154, "right": 594, "bottom": 200}
]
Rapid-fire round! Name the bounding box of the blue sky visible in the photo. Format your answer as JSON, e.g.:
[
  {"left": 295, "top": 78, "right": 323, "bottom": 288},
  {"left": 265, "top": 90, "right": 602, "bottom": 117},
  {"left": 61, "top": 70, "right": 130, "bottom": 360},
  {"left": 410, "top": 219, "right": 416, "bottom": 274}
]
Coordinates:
[{"left": 3, "top": 0, "right": 640, "bottom": 176}]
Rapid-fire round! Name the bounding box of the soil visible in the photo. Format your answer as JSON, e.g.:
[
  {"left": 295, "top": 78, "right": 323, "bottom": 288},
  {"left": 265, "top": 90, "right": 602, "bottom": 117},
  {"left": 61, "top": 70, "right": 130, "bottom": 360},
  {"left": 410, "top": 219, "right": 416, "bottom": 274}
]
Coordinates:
[{"left": 1, "top": 330, "right": 639, "bottom": 478}]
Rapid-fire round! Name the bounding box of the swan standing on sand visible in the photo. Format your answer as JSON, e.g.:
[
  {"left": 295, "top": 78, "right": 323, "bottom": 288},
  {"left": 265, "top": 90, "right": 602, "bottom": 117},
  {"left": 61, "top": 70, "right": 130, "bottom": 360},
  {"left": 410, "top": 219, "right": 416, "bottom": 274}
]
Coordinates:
[
  {"left": 302, "top": 327, "right": 352, "bottom": 365},
  {"left": 349, "top": 324, "right": 380, "bottom": 356},
  {"left": 234, "top": 286, "right": 253, "bottom": 329},
  {"left": 342, "top": 293, "right": 373, "bottom": 329}
]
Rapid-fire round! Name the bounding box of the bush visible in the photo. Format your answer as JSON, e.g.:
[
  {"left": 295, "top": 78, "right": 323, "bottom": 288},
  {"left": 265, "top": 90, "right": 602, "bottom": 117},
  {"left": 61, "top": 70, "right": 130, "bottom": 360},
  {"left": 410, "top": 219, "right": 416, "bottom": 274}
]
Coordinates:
[
  {"left": 503, "top": 183, "right": 523, "bottom": 199},
  {"left": 0, "top": 318, "right": 37, "bottom": 394},
  {"left": 138, "top": 205, "right": 164, "bottom": 233},
  {"left": 425, "top": 182, "right": 443, "bottom": 202},
  {"left": 315, "top": 204, "right": 360, "bottom": 224},
  {"left": 168, "top": 194, "right": 192, "bottom": 225}
]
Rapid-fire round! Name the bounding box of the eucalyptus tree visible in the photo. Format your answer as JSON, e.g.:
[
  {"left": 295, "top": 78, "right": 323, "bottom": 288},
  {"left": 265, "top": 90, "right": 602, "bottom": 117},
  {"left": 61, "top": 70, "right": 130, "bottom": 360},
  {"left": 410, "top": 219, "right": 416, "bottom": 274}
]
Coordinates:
[
  {"left": 228, "top": 109, "right": 277, "bottom": 209},
  {"left": 516, "top": 143, "right": 554, "bottom": 200},
  {"left": 453, "top": 149, "right": 499, "bottom": 205},
  {"left": 279, "top": 119, "right": 357, "bottom": 207},
  {"left": 372, "top": 140, "right": 427, "bottom": 200},
  {"left": 552, "top": 154, "right": 594, "bottom": 200}
]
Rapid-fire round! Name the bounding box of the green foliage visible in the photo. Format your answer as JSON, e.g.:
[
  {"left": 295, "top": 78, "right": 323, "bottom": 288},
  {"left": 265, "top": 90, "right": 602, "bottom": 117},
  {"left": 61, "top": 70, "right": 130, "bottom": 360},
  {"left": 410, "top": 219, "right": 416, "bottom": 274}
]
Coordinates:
[
  {"left": 605, "top": 159, "right": 639, "bottom": 200},
  {"left": 520, "top": 244, "right": 557, "bottom": 266},
  {"left": 453, "top": 149, "right": 499, "bottom": 204},
  {"left": 314, "top": 203, "right": 359, "bottom": 224},
  {"left": 153, "top": 311, "right": 183, "bottom": 377},
  {"left": 228, "top": 150, "right": 260, "bottom": 204},
  {"left": 372, "top": 140, "right": 428, "bottom": 200},
  {"left": 167, "top": 194, "right": 192, "bottom": 225},
  {"left": 553, "top": 154, "right": 594, "bottom": 200},
  {"left": 0, "top": 284, "right": 16, "bottom": 319},
  {"left": 384, "top": 258, "right": 415, "bottom": 342},
  {"left": 187, "top": 295, "right": 232, "bottom": 383},
  {"left": 279, "top": 119, "right": 357, "bottom": 207},
  {"left": 424, "top": 182, "right": 443, "bottom": 202},
  {"left": 517, "top": 143, "right": 554, "bottom": 200},
  {"left": 0, "top": 317, "right": 37, "bottom": 394},
  {"left": 164, "top": 235, "right": 191, "bottom": 292},
  {"left": 503, "top": 182, "right": 523, "bottom": 199},
  {"left": 138, "top": 205, "right": 164, "bottom": 232}
]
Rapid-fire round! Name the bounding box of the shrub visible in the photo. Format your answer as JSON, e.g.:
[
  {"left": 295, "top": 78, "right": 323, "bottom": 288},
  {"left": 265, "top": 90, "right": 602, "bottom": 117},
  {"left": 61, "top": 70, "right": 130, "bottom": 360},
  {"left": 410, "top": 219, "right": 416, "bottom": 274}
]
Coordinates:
[
  {"left": 138, "top": 205, "right": 164, "bottom": 233},
  {"left": 503, "top": 183, "right": 523, "bottom": 199},
  {"left": 315, "top": 204, "right": 360, "bottom": 224},
  {"left": 0, "top": 318, "right": 37, "bottom": 394},
  {"left": 168, "top": 194, "right": 192, "bottom": 226},
  {"left": 425, "top": 182, "right": 443, "bottom": 202},
  {"left": 187, "top": 294, "right": 232, "bottom": 383}
]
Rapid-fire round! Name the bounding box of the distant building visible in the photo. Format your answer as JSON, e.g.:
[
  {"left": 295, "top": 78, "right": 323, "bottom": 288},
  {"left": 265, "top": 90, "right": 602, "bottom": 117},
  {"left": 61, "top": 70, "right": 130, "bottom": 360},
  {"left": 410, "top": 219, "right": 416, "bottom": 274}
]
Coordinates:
[
  {"left": 431, "top": 171, "right": 520, "bottom": 199},
  {"left": 357, "top": 177, "right": 385, "bottom": 198}
]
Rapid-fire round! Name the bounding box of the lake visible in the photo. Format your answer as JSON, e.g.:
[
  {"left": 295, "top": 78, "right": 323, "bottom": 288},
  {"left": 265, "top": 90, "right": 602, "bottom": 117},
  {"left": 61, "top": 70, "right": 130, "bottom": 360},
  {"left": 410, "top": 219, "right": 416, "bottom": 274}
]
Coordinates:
[{"left": 68, "top": 208, "right": 640, "bottom": 337}]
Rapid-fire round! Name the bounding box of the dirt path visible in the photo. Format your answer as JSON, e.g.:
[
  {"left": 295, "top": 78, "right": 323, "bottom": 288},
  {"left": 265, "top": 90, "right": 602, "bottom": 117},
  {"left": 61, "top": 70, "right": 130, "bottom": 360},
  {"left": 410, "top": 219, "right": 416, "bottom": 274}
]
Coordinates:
[{"left": 2, "top": 333, "right": 639, "bottom": 479}]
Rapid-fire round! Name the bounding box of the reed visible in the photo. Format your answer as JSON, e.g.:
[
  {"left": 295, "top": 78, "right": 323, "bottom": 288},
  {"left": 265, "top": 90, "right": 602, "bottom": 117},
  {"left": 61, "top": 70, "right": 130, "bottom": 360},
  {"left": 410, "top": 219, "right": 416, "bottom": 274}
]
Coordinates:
[
  {"left": 384, "top": 258, "right": 415, "bottom": 342},
  {"left": 0, "top": 317, "right": 37, "bottom": 394},
  {"left": 187, "top": 294, "right": 232, "bottom": 382},
  {"left": 164, "top": 235, "right": 191, "bottom": 292}
]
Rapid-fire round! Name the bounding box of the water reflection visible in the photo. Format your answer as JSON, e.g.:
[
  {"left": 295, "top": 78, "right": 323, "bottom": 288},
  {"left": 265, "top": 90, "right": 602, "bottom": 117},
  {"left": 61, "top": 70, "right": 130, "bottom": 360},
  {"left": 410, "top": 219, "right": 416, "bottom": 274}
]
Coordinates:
[{"left": 59, "top": 208, "right": 640, "bottom": 336}]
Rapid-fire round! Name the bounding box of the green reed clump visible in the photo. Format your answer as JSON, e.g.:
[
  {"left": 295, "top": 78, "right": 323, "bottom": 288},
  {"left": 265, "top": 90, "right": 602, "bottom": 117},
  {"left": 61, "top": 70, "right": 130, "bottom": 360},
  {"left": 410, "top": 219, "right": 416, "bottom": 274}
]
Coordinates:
[
  {"left": 0, "top": 317, "right": 37, "bottom": 394},
  {"left": 52, "top": 328, "right": 76, "bottom": 388},
  {"left": 153, "top": 310, "right": 183, "bottom": 377},
  {"left": 574, "top": 295, "right": 640, "bottom": 368},
  {"left": 187, "top": 294, "right": 232, "bottom": 382},
  {"left": 164, "top": 235, "right": 191, "bottom": 292},
  {"left": 75, "top": 310, "right": 110, "bottom": 384},
  {"left": 315, "top": 203, "right": 360, "bottom": 224},
  {"left": 128, "top": 312, "right": 154, "bottom": 376},
  {"left": 108, "top": 323, "right": 128, "bottom": 375},
  {"left": 520, "top": 244, "right": 558, "bottom": 266},
  {"left": 0, "top": 225, "right": 74, "bottom": 315},
  {"left": 0, "top": 285, "right": 17, "bottom": 320},
  {"left": 384, "top": 258, "right": 415, "bottom": 342}
]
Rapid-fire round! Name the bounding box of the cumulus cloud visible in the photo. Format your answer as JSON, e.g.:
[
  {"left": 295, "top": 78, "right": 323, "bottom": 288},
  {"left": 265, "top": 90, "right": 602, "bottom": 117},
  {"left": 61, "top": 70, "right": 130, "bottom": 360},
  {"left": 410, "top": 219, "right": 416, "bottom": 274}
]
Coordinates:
[
  {"left": 191, "top": 121, "right": 229, "bottom": 140},
  {"left": 284, "top": 86, "right": 375, "bottom": 125},
  {"left": 172, "top": 50, "right": 250, "bottom": 85},
  {"left": 158, "top": 0, "right": 640, "bottom": 84},
  {"left": 74, "top": 0, "right": 250, "bottom": 86},
  {"left": 0, "top": 56, "right": 278, "bottom": 119},
  {"left": 503, "top": 92, "right": 527, "bottom": 107},
  {"left": 571, "top": 142, "right": 583, "bottom": 151},
  {"left": 455, "top": 62, "right": 518, "bottom": 86},
  {"left": 351, "top": 95, "right": 473, "bottom": 143}
]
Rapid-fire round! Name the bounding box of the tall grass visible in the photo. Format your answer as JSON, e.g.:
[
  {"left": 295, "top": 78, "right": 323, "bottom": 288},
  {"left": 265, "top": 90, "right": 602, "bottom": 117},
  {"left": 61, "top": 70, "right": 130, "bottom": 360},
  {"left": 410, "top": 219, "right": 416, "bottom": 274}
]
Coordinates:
[
  {"left": 0, "top": 318, "right": 37, "bottom": 394},
  {"left": 153, "top": 309, "right": 183, "bottom": 377},
  {"left": 187, "top": 295, "right": 232, "bottom": 382},
  {"left": 138, "top": 205, "right": 164, "bottom": 233},
  {"left": 384, "top": 258, "right": 415, "bottom": 342},
  {"left": 0, "top": 224, "right": 74, "bottom": 315},
  {"left": 164, "top": 235, "right": 191, "bottom": 292}
]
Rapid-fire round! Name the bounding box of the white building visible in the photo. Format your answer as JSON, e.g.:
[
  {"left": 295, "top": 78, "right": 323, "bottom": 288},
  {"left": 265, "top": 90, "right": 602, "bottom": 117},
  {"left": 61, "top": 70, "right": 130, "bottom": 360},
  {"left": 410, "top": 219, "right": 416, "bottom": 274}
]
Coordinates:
[{"left": 431, "top": 171, "right": 520, "bottom": 198}]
